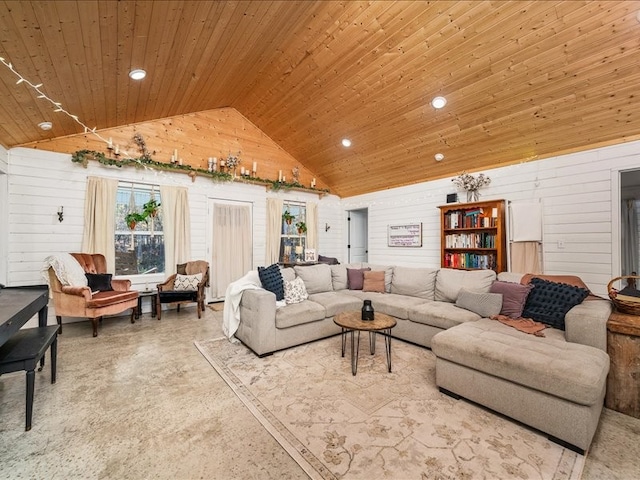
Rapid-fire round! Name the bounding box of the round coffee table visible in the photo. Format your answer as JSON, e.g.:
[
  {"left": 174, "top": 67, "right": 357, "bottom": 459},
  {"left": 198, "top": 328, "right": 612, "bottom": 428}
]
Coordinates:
[{"left": 333, "top": 311, "right": 397, "bottom": 376}]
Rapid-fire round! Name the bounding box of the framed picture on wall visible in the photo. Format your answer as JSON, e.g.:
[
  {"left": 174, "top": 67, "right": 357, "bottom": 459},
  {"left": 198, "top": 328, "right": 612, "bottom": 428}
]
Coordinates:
[{"left": 305, "top": 249, "right": 317, "bottom": 262}]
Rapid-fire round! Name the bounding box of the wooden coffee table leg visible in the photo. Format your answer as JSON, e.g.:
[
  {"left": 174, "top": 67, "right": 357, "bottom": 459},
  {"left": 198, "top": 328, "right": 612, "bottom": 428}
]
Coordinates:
[{"left": 341, "top": 328, "right": 346, "bottom": 357}]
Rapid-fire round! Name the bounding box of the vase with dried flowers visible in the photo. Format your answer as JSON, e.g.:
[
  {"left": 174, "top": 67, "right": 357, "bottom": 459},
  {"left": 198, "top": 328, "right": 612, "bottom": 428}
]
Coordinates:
[{"left": 452, "top": 172, "right": 491, "bottom": 202}]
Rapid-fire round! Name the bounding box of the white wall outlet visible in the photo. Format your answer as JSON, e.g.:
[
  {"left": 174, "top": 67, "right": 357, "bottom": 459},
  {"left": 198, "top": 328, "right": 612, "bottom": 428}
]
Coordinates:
[{"left": 557, "top": 240, "right": 565, "bottom": 249}]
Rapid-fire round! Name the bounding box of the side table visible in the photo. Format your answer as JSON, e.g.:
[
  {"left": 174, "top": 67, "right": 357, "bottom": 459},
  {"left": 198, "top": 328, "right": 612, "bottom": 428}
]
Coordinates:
[
  {"left": 136, "top": 290, "right": 157, "bottom": 319},
  {"left": 605, "top": 310, "right": 640, "bottom": 418}
]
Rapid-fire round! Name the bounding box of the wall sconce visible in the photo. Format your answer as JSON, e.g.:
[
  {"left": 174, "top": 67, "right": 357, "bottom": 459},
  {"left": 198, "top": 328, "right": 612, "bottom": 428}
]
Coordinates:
[
  {"left": 325, "top": 223, "right": 331, "bottom": 232},
  {"left": 57, "top": 206, "right": 64, "bottom": 222}
]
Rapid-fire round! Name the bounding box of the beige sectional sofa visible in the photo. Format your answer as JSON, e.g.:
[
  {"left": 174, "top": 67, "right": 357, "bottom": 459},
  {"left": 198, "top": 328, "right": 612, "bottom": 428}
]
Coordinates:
[{"left": 233, "top": 262, "right": 611, "bottom": 453}]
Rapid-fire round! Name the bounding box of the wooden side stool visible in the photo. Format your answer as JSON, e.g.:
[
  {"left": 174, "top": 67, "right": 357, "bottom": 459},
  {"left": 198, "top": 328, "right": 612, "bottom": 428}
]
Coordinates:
[
  {"left": 606, "top": 311, "right": 640, "bottom": 418},
  {"left": 0, "top": 325, "right": 59, "bottom": 430}
]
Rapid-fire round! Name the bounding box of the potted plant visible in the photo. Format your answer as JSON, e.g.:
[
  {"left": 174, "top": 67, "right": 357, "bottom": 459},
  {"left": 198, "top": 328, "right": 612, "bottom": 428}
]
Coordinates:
[
  {"left": 296, "top": 221, "right": 307, "bottom": 234},
  {"left": 143, "top": 198, "right": 161, "bottom": 218},
  {"left": 282, "top": 210, "right": 294, "bottom": 225},
  {"left": 125, "top": 212, "right": 147, "bottom": 230}
]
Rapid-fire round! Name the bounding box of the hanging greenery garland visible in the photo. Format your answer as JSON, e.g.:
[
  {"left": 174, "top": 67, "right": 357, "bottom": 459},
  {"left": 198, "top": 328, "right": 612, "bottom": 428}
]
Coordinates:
[{"left": 71, "top": 149, "right": 330, "bottom": 195}]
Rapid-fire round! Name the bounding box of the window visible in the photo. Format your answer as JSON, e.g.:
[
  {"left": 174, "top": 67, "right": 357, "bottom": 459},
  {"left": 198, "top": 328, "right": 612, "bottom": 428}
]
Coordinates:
[
  {"left": 280, "top": 201, "right": 306, "bottom": 263},
  {"left": 115, "top": 182, "right": 165, "bottom": 275}
]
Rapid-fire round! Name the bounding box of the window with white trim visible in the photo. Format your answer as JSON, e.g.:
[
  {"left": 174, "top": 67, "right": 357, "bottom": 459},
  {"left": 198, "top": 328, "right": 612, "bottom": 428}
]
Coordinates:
[
  {"left": 280, "top": 201, "right": 306, "bottom": 263},
  {"left": 115, "top": 182, "right": 165, "bottom": 275}
]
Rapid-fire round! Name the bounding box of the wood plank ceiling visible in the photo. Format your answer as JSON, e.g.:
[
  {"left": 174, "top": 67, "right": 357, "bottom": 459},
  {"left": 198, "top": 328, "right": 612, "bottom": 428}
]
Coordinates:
[{"left": 1, "top": 0, "right": 640, "bottom": 197}]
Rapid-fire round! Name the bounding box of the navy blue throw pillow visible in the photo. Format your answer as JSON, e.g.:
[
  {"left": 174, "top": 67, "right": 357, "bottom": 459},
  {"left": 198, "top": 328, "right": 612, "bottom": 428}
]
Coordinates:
[
  {"left": 85, "top": 273, "right": 113, "bottom": 292},
  {"left": 522, "top": 278, "right": 589, "bottom": 330},
  {"left": 258, "top": 264, "right": 284, "bottom": 301}
]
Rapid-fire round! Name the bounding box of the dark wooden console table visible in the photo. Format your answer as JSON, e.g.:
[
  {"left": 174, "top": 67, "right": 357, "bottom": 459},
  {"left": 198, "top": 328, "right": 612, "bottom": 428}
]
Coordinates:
[{"left": 0, "top": 285, "right": 56, "bottom": 430}]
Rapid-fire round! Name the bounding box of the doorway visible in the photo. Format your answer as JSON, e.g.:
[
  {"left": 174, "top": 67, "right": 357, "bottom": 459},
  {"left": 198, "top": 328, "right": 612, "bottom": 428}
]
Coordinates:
[
  {"left": 207, "top": 199, "right": 253, "bottom": 301},
  {"left": 620, "top": 169, "right": 640, "bottom": 277},
  {"left": 348, "top": 208, "right": 368, "bottom": 263}
]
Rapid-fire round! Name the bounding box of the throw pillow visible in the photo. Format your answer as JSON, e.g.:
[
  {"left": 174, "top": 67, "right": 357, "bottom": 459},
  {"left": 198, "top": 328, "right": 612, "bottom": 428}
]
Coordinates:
[
  {"left": 347, "top": 267, "right": 371, "bottom": 290},
  {"left": 85, "top": 273, "right": 113, "bottom": 292},
  {"left": 363, "top": 270, "right": 385, "bottom": 293},
  {"left": 176, "top": 263, "right": 188, "bottom": 275},
  {"left": 489, "top": 281, "right": 533, "bottom": 318},
  {"left": 174, "top": 273, "right": 202, "bottom": 291},
  {"left": 522, "top": 277, "right": 589, "bottom": 330},
  {"left": 455, "top": 289, "right": 503, "bottom": 318},
  {"left": 284, "top": 277, "right": 308, "bottom": 304},
  {"left": 258, "top": 264, "right": 285, "bottom": 301},
  {"left": 317, "top": 255, "right": 340, "bottom": 265}
]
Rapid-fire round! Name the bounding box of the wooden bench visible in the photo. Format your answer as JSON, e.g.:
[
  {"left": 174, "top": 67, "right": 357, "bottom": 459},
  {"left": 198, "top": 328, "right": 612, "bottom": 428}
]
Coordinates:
[{"left": 0, "top": 325, "right": 59, "bottom": 430}]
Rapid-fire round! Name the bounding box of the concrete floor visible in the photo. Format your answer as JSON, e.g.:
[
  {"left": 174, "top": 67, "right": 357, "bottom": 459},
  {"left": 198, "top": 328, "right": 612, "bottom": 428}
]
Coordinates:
[{"left": 1, "top": 305, "right": 639, "bottom": 479}]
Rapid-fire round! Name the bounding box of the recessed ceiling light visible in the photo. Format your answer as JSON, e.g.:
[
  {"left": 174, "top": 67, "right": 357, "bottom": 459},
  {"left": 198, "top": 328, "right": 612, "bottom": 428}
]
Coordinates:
[
  {"left": 431, "top": 96, "right": 447, "bottom": 109},
  {"left": 38, "top": 121, "right": 52, "bottom": 130},
  {"left": 129, "top": 69, "right": 146, "bottom": 80},
  {"left": 434, "top": 153, "right": 445, "bottom": 162},
  {"left": 341, "top": 138, "right": 352, "bottom": 147}
]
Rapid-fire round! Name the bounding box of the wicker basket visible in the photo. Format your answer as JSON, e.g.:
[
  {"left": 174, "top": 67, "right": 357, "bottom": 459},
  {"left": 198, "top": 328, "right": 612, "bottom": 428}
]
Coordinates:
[{"left": 607, "top": 276, "right": 640, "bottom": 315}]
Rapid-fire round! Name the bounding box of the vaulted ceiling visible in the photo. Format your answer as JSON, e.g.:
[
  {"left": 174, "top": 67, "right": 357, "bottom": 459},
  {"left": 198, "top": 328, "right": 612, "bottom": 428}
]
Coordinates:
[{"left": 1, "top": 1, "right": 640, "bottom": 197}]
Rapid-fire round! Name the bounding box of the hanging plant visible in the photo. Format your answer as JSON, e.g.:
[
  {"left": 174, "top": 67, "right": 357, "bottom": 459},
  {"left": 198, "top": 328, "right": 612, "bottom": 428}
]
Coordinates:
[
  {"left": 125, "top": 212, "right": 147, "bottom": 230},
  {"left": 296, "top": 221, "right": 307, "bottom": 234},
  {"left": 143, "top": 198, "right": 161, "bottom": 218},
  {"left": 282, "top": 210, "right": 295, "bottom": 225}
]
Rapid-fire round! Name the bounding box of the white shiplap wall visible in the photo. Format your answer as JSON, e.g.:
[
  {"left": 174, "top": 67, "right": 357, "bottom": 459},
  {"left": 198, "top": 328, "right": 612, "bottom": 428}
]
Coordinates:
[
  {"left": 0, "top": 144, "right": 8, "bottom": 285},
  {"left": 343, "top": 139, "right": 640, "bottom": 297},
  {"left": 6, "top": 147, "right": 342, "bottom": 326}
]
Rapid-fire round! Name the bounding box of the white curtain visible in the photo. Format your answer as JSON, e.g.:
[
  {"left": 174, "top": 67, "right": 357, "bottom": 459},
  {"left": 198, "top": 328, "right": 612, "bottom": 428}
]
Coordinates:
[
  {"left": 306, "top": 201, "right": 318, "bottom": 251},
  {"left": 265, "top": 198, "right": 283, "bottom": 265},
  {"left": 160, "top": 185, "right": 191, "bottom": 275},
  {"left": 82, "top": 176, "right": 118, "bottom": 272},
  {"left": 621, "top": 199, "right": 639, "bottom": 276},
  {"left": 213, "top": 203, "right": 252, "bottom": 298}
]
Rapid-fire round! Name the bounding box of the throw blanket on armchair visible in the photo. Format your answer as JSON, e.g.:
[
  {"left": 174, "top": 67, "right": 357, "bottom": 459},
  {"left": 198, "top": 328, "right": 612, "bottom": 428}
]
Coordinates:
[{"left": 41, "top": 253, "right": 89, "bottom": 291}]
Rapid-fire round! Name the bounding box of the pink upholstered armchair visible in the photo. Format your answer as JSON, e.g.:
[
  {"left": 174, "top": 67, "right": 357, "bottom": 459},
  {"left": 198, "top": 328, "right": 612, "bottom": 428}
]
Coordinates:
[{"left": 47, "top": 253, "right": 139, "bottom": 337}]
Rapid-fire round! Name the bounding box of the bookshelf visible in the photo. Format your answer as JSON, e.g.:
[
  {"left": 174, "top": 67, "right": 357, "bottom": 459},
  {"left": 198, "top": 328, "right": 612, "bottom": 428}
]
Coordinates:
[{"left": 438, "top": 199, "right": 507, "bottom": 272}]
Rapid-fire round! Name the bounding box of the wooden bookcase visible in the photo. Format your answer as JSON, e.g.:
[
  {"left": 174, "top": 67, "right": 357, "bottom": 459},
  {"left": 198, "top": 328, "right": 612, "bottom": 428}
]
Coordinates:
[{"left": 438, "top": 199, "right": 507, "bottom": 272}]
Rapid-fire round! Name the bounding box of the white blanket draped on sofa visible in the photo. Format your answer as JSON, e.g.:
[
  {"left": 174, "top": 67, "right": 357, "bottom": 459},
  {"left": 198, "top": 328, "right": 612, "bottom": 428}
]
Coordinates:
[{"left": 223, "top": 270, "right": 261, "bottom": 340}]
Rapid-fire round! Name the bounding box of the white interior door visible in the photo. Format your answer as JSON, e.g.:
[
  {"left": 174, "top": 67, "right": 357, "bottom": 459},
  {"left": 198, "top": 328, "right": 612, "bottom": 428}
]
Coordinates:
[
  {"left": 348, "top": 208, "right": 368, "bottom": 263},
  {"left": 207, "top": 199, "right": 253, "bottom": 301}
]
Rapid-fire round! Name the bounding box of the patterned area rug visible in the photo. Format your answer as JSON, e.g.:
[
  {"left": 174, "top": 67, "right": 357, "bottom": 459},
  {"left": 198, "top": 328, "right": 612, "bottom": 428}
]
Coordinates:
[{"left": 195, "top": 335, "right": 585, "bottom": 480}]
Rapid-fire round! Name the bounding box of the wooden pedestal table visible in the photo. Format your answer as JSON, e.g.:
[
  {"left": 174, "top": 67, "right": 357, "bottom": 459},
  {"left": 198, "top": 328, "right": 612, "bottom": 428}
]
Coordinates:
[
  {"left": 605, "top": 311, "right": 640, "bottom": 418},
  {"left": 333, "top": 311, "right": 397, "bottom": 376}
]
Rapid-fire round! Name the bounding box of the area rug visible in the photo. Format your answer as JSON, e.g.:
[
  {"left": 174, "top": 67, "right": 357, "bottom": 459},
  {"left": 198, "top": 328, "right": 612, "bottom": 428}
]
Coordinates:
[
  {"left": 195, "top": 336, "right": 585, "bottom": 480},
  {"left": 207, "top": 302, "right": 225, "bottom": 312}
]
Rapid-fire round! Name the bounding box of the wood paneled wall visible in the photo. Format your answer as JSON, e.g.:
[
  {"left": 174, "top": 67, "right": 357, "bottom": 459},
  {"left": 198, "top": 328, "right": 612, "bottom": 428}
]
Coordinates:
[{"left": 21, "top": 107, "right": 328, "bottom": 192}]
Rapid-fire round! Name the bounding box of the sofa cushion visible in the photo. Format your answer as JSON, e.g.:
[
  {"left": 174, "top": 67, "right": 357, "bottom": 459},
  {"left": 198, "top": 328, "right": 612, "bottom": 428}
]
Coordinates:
[
  {"left": 307, "top": 292, "right": 362, "bottom": 317},
  {"left": 431, "top": 318, "right": 610, "bottom": 405},
  {"left": 363, "top": 271, "right": 385, "bottom": 293},
  {"left": 409, "top": 301, "right": 481, "bottom": 329},
  {"left": 435, "top": 268, "right": 496, "bottom": 303},
  {"left": 365, "top": 264, "right": 394, "bottom": 292},
  {"left": 390, "top": 266, "right": 438, "bottom": 300},
  {"left": 344, "top": 291, "right": 428, "bottom": 319},
  {"left": 258, "top": 264, "right": 284, "bottom": 301},
  {"left": 86, "top": 290, "right": 139, "bottom": 308},
  {"left": 85, "top": 273, "right": 113, "bottom": 292},
  {"left": 331, "top": 263, "right": 362, "bottom": 291},
  {"left": 275, "top": 300, "right": 326, "bottom": 329},
  {"left": 522, "top": 278, "right": 590, "bottom": 330},
  {"left": 284, "top": 277, "right": 308, "bottom": 304},
  {"left": 294, "top": 264, "right": 333, "bottom": 294},
  {"left": 455, "top": 289, "right": 502, "bottom": 318},
  {"left": 490, "top": 281, "right": 533, "bottom": 318},
  {"left": 347, "top": 267, "right": 371, "bottom": 290},
  {"left": 280, "top": 267, "right": 296, "bottom": 283}
]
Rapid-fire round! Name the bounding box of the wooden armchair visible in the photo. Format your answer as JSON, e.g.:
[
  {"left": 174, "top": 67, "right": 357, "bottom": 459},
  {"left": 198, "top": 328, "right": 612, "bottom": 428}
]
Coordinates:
[
  {"left": 156, "top": 261, "right": 209, "bottom": 320},
  {"left": 47, "top": 253, "right": 139, "bottom": 337}
]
